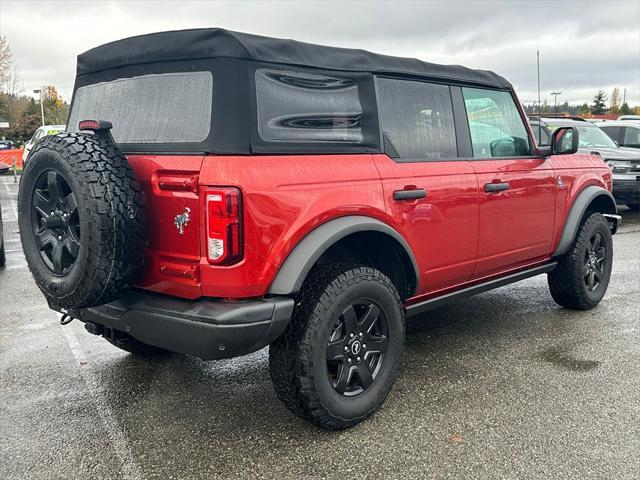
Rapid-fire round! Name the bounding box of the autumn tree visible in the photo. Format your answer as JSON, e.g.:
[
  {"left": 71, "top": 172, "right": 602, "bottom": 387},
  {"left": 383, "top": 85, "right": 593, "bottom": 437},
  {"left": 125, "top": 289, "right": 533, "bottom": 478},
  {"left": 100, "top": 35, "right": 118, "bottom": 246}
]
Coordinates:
[
  {"left": 609, "top": 88, "right": 621, "bottom": 114},
  {"left": 41, "top": 85, "right": 69, "bottom": 124},
  {"left": 590, "top": 90, "right": 608, "bottom": 115}
]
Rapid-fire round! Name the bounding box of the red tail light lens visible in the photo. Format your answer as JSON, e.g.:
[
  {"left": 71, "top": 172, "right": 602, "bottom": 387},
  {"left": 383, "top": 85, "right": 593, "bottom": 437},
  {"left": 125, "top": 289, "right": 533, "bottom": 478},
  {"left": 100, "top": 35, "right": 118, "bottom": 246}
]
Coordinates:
[{"left": 206, "top": 188, "right": 243, "bottom": 265}]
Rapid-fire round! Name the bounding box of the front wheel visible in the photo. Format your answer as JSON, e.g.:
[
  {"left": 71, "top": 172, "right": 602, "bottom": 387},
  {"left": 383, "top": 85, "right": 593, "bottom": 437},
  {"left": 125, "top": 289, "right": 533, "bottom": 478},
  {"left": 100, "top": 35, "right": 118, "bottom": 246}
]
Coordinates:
[
  {"left": 269, "top": 265, "right": 405, "bottom": 429},
  {"left": 548, "top": 213, "right": 613, "bottom": 310}
]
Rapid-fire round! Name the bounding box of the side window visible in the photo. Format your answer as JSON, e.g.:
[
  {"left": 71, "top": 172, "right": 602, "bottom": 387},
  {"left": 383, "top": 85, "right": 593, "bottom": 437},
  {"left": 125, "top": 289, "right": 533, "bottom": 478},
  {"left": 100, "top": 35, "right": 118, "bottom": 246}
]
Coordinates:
[
  {"left": 601, "top": 126, "right": 622, "bottom": 144},
  {"left": 376, "top": 78, "right": 457, "bottom": 160},
  {"left": 462, "top": 87, "right": 531, "bottom": 158},
  {"left": 255, "top": 68, "right": 363, "bottom": 144},
  {"left": 623, "top": 127, "right": 640, "bottom": 147}
]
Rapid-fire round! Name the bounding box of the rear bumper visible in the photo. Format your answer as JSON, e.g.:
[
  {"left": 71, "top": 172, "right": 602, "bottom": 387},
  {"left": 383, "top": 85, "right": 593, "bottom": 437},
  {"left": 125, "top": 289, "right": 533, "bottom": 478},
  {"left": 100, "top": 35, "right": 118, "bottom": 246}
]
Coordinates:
[{"left": 57, "top": 291, "right": 295, "bottom": 360}]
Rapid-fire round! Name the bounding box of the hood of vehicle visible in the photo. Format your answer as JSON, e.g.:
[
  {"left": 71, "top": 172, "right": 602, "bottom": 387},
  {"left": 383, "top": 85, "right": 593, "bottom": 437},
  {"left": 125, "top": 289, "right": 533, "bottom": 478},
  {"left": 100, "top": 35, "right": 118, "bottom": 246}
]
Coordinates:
[{"left": 578, "top": 146, "right": 640, "bottom": 161}]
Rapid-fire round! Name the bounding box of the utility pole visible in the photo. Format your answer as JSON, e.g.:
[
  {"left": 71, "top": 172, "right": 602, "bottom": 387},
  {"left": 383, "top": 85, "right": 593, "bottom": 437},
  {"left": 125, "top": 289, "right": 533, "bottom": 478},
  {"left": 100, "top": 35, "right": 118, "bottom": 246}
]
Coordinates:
[
  {"left": 536, "top": 51, "right": 541, "bottom": 142},
  {"left": 550, "top": 91, "right": 562, "bottom": 114},
  {"left": 33, "top": 88, "right": 45, "bottom": 126}
]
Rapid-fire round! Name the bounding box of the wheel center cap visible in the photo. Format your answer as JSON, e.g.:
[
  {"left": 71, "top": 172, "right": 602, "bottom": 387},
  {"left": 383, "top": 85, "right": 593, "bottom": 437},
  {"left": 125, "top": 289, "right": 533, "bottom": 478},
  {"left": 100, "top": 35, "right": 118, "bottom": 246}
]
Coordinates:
[
  {"left": 350, "top": 340, "right": 362, "bottom": 355},
  {"left": 46, "top": 213, "right": 66, "bottom": 229}
]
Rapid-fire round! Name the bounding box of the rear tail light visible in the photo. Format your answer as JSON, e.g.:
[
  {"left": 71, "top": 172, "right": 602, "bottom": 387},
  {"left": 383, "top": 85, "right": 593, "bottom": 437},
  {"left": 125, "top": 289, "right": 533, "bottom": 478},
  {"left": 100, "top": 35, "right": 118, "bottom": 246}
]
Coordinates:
[{"left": 206, "top": 188, "right": 243, "bottom": 265}]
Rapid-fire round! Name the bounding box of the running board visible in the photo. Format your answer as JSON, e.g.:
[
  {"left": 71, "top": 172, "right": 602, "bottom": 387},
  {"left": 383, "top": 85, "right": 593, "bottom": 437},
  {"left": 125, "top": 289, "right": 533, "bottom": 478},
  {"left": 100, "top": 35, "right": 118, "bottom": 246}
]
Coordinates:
[{"left": 405, "top": 262, "right": 557, "bottom": 318}]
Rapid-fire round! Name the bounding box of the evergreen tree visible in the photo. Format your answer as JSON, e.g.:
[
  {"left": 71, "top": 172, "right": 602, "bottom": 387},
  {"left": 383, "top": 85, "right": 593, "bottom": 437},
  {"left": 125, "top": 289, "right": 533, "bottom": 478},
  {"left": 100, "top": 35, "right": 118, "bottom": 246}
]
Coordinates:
[
  {"left": 619, "top": 102, "right": 632, "bottom": 115},
  {"left": 591, "top": 90, "right": 608, "bottom": 115}
]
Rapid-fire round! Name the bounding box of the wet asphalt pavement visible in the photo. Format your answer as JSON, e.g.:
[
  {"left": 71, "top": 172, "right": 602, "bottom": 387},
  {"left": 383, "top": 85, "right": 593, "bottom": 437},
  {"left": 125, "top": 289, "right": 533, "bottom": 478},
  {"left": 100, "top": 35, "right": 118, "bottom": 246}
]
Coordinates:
[{"left": 1, "top": 174, "right": 639, "bottom": 480}]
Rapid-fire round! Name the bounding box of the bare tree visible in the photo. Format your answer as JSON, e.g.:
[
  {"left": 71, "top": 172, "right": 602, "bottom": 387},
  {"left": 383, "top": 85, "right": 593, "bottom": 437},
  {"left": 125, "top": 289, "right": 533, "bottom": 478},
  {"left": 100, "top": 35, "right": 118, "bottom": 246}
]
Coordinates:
[{"left": 0, "top": 35, "right": 12, "bottom": 87}]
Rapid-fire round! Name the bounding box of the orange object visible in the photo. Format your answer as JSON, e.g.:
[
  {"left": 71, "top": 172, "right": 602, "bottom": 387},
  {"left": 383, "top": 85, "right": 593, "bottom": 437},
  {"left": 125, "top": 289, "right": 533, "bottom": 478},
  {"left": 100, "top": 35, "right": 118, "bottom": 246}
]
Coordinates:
[{"left": 0, "top": 149, "right": 23, "bottom": 169}]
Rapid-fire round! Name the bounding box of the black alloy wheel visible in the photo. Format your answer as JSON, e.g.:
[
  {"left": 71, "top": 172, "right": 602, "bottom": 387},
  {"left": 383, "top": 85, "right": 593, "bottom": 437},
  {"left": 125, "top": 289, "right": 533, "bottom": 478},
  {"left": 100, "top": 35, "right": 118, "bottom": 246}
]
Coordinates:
[
  {"left": 31, "top": 170, "right": 80, "bottom": 276},
  {"left": 547, "top": 212, "right": 613, "bottom": 310},
  {"left": 326, "top": 301, "right": 388, "bottom": 396},
  {"left": 583, "top": 231, "right": 606, "bottom": 292},
  {"left": 269, "top": 264, "right": 405, "bottom": 429}
]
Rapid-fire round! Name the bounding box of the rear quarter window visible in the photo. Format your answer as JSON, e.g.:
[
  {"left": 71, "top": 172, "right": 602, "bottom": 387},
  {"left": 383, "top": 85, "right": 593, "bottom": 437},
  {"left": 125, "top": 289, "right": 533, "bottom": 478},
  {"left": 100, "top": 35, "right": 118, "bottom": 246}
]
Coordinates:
[
  {"left": 255, "top": 68, "right": 363, "bottom": 144},
  {"left": 68, "top": 71, "right": 213, "bottom": 144}
]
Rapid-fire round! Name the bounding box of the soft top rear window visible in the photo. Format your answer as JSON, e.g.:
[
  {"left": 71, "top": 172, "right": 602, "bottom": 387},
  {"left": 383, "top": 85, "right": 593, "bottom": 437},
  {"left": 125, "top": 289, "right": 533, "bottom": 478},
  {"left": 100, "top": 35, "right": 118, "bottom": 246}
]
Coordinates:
[{"left": 68, "top": 71, "right": 213, "bottom": 144}]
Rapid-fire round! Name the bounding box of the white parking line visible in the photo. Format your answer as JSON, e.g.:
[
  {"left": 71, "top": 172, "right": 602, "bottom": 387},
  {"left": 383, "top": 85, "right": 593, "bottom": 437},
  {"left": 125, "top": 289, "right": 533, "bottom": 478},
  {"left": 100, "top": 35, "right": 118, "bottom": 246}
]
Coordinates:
[{"left": 62, "top": 328, "right": 144, "bottom": 480}]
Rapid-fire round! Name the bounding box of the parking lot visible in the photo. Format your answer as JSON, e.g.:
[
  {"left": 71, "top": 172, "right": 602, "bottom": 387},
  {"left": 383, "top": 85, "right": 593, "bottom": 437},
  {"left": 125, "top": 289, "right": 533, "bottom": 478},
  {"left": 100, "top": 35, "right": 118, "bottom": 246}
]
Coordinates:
[{"left": 1, "top": 174, "right": 639, "bottom": 479}]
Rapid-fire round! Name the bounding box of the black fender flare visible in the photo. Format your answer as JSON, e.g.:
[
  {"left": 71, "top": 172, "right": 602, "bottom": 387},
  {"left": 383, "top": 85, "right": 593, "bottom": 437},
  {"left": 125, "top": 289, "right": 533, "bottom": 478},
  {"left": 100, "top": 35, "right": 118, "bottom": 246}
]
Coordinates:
[
  {"left": 268, "top": 215, "right": 419, "bottom": 295},
  {"left": 553, "top": 185, "right": 616, "bottom": 257}
]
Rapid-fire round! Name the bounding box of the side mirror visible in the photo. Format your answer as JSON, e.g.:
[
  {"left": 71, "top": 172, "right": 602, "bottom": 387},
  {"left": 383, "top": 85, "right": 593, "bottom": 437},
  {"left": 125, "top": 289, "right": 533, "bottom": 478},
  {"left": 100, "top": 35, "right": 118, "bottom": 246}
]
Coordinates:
[{"left": 551, "top": 126, "right": 579, "bottom": 155}]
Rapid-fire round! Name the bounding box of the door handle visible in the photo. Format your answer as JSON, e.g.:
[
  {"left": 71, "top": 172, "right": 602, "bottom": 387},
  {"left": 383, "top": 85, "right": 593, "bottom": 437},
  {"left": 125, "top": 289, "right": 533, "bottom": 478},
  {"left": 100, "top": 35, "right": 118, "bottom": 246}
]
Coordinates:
[
  {"left": 393, "top": 188, "right": 427, "bottom": 201},
  {"left": 484, "top": 182, "right": 510, "bottom": 193}
]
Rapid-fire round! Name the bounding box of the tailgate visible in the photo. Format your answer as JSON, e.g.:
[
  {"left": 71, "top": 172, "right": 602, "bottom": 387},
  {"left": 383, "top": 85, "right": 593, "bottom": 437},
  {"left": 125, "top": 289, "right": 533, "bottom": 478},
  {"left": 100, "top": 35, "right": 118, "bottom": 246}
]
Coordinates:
[{"left": 126, "top": 154, "right": 204, "bottom": 299}]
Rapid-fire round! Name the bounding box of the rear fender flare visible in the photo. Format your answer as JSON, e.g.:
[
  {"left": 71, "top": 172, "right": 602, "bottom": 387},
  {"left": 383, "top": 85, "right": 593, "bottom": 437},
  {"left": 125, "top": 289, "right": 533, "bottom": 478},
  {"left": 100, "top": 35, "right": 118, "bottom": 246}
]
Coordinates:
[
  {"left": 553, "top": 186, "right": 616, "bottom": 257},
  {"left": 268, "top": 216, "right": 419, "bottom": 296}
]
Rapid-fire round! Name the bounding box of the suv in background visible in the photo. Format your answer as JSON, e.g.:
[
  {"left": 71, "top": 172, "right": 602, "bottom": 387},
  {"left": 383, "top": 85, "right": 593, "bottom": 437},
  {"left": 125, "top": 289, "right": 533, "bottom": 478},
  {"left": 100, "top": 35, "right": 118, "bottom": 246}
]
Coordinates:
[
  {"left": 22, "top": 125, "right": 66, "bottom": 165},
  {"left": 532, "top": 117, "right": 639, "bottom": 210},
  {"left": 598, "top": 121, "right": 640, "bottom": 149},
  {"left": 18, "top": 29, "right": 620, "bottom": 429}
]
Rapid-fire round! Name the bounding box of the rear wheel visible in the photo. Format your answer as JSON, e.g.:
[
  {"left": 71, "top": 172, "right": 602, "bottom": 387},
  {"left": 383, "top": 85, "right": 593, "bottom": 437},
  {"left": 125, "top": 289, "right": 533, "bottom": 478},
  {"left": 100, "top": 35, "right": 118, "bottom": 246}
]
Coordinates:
[
  {"left": 269, "top": 264, "right": 404, "bottom": 429},
  {"left": 548, "top": 213, "right": 613, "bottom": 310}
]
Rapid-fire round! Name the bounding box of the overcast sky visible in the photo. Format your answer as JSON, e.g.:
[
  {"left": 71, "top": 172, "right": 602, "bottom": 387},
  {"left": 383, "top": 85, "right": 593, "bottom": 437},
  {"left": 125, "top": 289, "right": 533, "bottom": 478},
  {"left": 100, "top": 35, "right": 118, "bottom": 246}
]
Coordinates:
[{"left": 1, "top": 0, "right": 639, "bottom": 106}]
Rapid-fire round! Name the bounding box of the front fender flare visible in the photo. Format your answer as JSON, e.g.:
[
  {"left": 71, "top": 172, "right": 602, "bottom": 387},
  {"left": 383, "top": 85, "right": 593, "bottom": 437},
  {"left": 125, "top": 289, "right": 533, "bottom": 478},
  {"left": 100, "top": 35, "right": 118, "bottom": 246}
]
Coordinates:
[
  {"left": 268, "top": 216, "right": 419, "bottom": 295},
  {"left": 553, "top": 186, "right": 616, "bottom": 257}
]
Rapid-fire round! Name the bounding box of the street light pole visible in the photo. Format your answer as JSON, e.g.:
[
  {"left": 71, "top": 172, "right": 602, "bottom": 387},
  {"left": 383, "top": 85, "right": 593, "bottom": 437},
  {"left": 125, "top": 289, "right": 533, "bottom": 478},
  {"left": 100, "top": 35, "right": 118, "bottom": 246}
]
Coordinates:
[
  {"left": 550, "top": 91, "right": 562, "bottom": 114},
  {"left": 33, "top": 88, "right": 45, "bottom": 126}
]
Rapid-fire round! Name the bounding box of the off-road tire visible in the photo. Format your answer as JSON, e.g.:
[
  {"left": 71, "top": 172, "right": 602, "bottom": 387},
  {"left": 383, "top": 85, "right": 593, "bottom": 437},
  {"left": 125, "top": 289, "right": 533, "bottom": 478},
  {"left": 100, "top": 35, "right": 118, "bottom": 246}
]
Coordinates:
[
  {"left": 18, "top": 133, "right": 146, "bottom": 309},
  {"left": 548, "top": 213, "right": 613, "bottom": 310},
  {"left": 269, "top": 264, "right": 405, "bottom": 429}
]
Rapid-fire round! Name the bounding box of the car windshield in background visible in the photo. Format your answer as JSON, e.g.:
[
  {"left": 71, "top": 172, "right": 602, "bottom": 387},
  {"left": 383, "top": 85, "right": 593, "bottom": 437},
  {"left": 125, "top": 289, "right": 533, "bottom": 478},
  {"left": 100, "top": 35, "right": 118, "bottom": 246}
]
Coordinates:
[
  {"left": 548, "top": 123, "right": 617, "bottom": 149},
  {"left": 68, "top": 71, "right": 213, "bottom": 144}
]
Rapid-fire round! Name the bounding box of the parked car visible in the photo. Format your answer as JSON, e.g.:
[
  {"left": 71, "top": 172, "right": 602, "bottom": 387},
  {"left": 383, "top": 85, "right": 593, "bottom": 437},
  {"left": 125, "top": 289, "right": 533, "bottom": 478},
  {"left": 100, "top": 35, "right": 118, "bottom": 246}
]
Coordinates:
[
  {"left": 18, "top": 29, "right": 620, "bottom": 429},
  {"left": 598, "top": 120, "right": 640, "bottom": 149},
  {"left": 22, "top": 125, "right": 66, "bottom": 164},
  {"left": 0, "top": 140, "right": 14, "bottom": 150},
  {"left": 617, "top": 115, "right": 640, "bottom": 121},
  {"left": 532, "top": 117, "right": 640, "bottom": 210}
]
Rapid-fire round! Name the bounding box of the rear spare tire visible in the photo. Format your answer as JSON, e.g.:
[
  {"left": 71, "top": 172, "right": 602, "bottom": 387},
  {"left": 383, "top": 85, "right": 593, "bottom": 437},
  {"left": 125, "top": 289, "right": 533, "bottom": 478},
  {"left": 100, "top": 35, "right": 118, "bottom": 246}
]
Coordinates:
[{"left": 18, "top": 133, "right": 146, "bottom": 309}]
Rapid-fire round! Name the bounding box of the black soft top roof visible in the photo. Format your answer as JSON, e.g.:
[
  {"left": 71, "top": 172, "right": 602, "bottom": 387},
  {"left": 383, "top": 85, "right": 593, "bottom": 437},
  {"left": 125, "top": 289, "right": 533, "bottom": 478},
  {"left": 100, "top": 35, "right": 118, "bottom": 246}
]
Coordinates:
[{"left": 76, "top": 28, "right": 511, "bottom": 89}]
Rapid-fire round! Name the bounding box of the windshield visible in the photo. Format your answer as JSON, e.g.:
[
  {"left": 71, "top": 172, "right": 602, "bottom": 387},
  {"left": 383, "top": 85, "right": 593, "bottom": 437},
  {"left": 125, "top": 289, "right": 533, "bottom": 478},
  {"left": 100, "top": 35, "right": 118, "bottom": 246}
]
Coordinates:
[{"left": 547, "top": 123, "right": 617, "bottom": 149}]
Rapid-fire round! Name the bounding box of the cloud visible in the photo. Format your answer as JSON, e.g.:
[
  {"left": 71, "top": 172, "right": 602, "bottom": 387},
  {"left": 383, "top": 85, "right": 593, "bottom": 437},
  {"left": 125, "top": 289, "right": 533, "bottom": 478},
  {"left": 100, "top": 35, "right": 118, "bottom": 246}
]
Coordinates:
[{"left": 1, "top": 0, "right": 638, "bottom": 105}]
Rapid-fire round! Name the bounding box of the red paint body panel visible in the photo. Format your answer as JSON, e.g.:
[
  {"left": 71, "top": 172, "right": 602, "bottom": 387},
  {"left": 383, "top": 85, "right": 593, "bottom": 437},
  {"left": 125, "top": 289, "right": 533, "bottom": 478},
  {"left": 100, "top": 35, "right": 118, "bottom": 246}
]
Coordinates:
[
  {"left": 471, "top": 157, "right": 556, "bottom": 277},
  {"left": 128, "top": 147, "right": 611, "bottom": 303},
  {"left": 197, "top": 154, "right": 386, "bottom": 298},
  {"left": 372, "top": 154, "right": 479, "bottom": 294},
  {"left": 127, "top": 154, "right": 204, "bottom": 299}
]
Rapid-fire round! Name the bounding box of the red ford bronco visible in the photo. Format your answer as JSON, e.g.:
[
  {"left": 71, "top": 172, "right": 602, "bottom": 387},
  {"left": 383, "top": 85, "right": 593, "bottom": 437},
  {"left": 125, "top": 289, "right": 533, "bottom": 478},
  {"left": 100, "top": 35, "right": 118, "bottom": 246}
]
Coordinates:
[{"left": 18, "top": 29, "right": 620, "bottom": 429}]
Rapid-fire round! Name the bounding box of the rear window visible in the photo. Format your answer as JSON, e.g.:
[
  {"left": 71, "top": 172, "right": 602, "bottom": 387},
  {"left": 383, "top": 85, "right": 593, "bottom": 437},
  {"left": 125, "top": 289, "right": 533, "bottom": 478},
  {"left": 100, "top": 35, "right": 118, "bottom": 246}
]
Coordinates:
[
  {"left": 68, "top": 71, "right": 213, "bottom": 144},
  {"left": 255, "top": 68, "right": 363, "bottom": 144}
]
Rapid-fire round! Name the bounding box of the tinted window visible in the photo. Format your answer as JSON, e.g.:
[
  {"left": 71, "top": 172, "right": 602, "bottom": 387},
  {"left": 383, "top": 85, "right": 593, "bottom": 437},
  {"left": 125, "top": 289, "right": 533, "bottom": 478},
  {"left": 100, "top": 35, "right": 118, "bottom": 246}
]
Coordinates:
[
  {"left": 255, "top": 69, "right": 363, "bottom": 143},
  {"left": 68, "top": 72, "right": 213, "bottom": 143},
  {"left": 600, "top": 126, "right": 622, "bottom": 143},
  {"left": 623, "top": 126, "right": 640, "bottom": 147},
  {"left": 462, "top": 88, "right": 531, "bottom": 157},
  {"left": 376, "top": 78, "right": 457, "bottom": 160}
]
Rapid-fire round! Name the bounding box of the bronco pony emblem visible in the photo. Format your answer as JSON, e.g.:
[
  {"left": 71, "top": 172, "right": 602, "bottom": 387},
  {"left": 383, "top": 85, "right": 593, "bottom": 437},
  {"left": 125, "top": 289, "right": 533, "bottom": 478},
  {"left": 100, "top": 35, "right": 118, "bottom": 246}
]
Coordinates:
[{"left": 174, "top": 207, "right": 191, "bottom": 235}]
